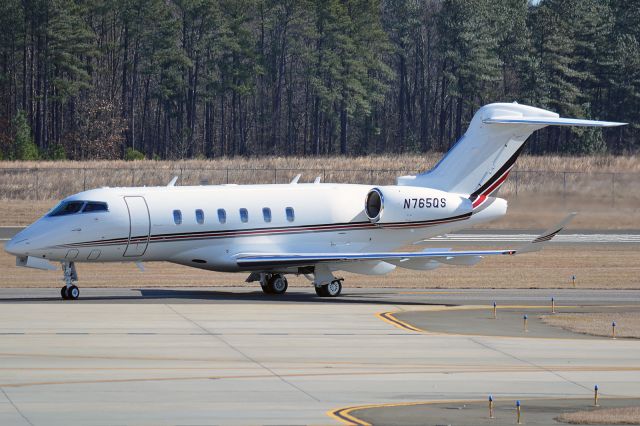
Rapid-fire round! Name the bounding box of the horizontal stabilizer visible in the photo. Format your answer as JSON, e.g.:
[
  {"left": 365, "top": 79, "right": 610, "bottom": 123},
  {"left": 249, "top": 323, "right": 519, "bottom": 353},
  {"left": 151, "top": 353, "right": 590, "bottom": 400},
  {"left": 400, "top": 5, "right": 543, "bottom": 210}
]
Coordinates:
[{"left": 483, "top": 117, "right": 626, "bottom": 127}]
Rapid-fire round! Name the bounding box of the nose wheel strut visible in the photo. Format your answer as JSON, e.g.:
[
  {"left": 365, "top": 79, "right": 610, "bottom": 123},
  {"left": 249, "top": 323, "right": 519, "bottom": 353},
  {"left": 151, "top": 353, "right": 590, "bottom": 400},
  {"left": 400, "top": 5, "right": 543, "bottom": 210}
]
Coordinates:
[{"left": 60, "top": 262, "right": 79, "bottom": 300}]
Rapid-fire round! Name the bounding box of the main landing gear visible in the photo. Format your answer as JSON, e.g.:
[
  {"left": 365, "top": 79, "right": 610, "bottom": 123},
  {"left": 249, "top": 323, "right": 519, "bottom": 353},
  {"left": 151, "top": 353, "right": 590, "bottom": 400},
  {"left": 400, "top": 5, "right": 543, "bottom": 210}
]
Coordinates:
[
  {"left": 260, "top": 273, "right": 289, "bottom": 295},
  {"left": 315, "top": 279, "right": 343, "bottom": 297},
  {"left": 248, "top": 268, "right": 344, "bottom": 298},
  {"left": 60, "top": 261, "right": 79, "bottom": 300},
  {"left": 311, "top": 264, "right": 343, "bottom": 297}
]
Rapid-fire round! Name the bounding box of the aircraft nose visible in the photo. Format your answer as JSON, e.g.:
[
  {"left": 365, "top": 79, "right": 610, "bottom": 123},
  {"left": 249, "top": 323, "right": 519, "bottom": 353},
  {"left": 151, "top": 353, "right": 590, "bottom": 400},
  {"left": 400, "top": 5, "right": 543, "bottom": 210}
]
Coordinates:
[{"left": 4, "top": 237, "right": 28, "bottom": 256}]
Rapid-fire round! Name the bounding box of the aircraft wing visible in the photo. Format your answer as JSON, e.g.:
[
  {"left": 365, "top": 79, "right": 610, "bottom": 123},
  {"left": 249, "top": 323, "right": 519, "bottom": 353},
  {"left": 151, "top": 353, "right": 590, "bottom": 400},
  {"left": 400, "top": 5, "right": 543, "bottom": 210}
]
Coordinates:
[{"left": 236, "top": 213, "right": 575, "bottom": 269}]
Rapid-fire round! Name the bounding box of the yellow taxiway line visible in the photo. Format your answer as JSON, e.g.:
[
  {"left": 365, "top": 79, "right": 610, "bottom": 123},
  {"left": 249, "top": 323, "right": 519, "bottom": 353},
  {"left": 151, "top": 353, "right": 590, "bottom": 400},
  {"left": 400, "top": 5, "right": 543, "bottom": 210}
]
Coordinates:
[
  {"left": 376, "top": 305, "right": 629, "bottom": 338},
  {"left": 328, "top": 396, "right": 640, "bottom": 426},
  {"left": 328, "top": 399, "right": 483, "bottom": 426},
  {"left": 375, "top": 311, "right": 427, "bottom": 333}
]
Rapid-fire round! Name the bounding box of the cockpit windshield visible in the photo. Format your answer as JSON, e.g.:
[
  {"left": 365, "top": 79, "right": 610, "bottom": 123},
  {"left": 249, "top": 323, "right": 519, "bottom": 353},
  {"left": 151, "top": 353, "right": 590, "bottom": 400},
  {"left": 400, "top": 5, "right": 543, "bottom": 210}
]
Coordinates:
[
  {"left": 83, "top": 202, "right": 109, "bottom": 212},
  {"left": 48, "top": 201, "right": 109, "bottom": 217}
]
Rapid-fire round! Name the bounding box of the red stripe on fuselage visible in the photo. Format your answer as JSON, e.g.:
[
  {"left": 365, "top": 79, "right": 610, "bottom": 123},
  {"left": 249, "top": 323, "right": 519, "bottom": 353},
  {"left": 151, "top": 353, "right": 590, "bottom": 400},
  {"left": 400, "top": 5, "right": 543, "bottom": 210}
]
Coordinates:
[{"left": 472, "top": 167, "right": 512, "bottom": 209}]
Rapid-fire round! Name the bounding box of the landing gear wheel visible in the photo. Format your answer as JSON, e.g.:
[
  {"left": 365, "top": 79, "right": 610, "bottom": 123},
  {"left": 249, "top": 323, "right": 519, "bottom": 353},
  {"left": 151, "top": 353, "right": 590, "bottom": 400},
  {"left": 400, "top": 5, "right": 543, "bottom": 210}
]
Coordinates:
[
  {"left": 267, "top": 275, "right": 288, "bottom": 295},
  {"left": 316, "top": 279, "right": 342, "bottom": 297},
  {"left": 60, "top": 262, "right": 79, "bottom": 300},
  {"left": 67, "top": 285, "right": 80, "bottom": 300},
  {"left": 326, "top": 279, "right": 342, "bottom": 297},
  {"left": 261, "top": 283, "right": 272, "bottom": 294}
]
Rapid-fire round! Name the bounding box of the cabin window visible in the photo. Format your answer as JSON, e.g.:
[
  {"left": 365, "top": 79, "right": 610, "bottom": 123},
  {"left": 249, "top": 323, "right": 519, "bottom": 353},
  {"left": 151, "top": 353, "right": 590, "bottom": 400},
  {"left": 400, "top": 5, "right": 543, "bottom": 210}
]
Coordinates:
[
  {"left": 286, "top": 207, "right": 295, "bottom": 222},
  {"left": 48, "top": 201, "right": 85, "bottom": 217},
  {"left": 195, "top": 209, "right": 204, "bottom": 224},
  {"left": 83, "top": 202, "right": 108, "bottom": 213},
  {"left": 262, "top": 207, "right": 272, "bottom": 223},
  {"left": 240, "top": 208, "right": 249, "bottom": 223},
  {"left": 173, "top": 209, "right": 182, "bottom": 225},
  {"left": 217, "top": 209, "right": 226, "bottom": 224}
]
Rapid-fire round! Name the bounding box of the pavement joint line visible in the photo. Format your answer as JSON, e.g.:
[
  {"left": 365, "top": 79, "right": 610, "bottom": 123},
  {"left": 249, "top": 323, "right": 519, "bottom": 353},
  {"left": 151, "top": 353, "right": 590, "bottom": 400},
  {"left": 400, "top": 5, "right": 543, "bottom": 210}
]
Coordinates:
[
  {"left": 327, "top": 396, "right": 640, "bottom": 426},
  {"left": 2, "top": 365, "right": 639, "bottom": 372},
  {"left": 0, "top": 387, "right": 34, "bottom": 426},
  {"left": 164, "top": 303, "right": 322, "bottom": 403},
  {"left": 7, "top": 365, "right": 638, "bottom": 389},
  {"left": 470, "top": 336, "right": 593, "bottom": 394}
]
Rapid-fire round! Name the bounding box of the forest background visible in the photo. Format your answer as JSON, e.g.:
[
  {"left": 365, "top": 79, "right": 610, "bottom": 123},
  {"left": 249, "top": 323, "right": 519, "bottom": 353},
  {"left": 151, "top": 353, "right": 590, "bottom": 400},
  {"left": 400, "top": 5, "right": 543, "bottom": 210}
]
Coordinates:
[{"left": 0, "top": 0, "right": 638, "bottom": 161}]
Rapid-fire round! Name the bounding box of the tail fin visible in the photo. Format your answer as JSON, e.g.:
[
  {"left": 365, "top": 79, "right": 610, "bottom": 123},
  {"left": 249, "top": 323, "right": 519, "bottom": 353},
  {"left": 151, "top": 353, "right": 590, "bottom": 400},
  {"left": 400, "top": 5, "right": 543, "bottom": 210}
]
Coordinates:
[{"left": 397, "top": 103, "right": 625, "bottom": 196}]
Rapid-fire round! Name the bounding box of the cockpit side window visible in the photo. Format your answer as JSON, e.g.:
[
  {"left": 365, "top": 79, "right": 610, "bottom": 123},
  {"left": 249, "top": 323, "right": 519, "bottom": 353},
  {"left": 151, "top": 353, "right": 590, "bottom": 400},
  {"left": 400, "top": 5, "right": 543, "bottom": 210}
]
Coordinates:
[
  {"left": 83, "top": 202, "right": 109, "bottom": 213},
  {"left": 48, "top": 201, "right": 85, "bottom": 217}
]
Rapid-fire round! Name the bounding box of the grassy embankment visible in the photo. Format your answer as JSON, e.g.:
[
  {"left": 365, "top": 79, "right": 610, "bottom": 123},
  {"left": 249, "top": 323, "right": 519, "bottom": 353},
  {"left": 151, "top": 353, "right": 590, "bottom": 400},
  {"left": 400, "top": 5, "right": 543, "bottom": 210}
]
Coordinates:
[
  {"left": 1, "top": 154, "right": 639, "bottom": 228},
  {"left": 0, "top": 155, "right": 638, "bottom": 289},
  {"left": 541, "top": 312, "right": 640, "bottom": 339}
]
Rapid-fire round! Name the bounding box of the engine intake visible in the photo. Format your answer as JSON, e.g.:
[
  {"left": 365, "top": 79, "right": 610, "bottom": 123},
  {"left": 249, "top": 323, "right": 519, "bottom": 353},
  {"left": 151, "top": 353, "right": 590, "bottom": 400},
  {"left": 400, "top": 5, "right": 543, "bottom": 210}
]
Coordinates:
[
  {"left": 365, "top": 188, "right": 383, "bottom": 222},
  {"left": 364, "top": 186, "right": 473, "bottom": 224}
]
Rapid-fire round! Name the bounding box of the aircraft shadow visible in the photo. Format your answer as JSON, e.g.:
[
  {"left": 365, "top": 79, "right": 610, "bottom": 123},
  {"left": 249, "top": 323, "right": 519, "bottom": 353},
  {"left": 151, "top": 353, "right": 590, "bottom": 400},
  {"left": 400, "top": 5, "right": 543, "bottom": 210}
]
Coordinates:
[{"left": 0, "top": 288, "right": 451, "bottom": 306}]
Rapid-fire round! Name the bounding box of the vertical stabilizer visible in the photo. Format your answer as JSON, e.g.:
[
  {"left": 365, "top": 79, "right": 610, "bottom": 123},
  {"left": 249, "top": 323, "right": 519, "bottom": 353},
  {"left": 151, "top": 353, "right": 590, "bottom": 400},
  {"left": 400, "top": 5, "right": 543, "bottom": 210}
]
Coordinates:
[{"left": 397, "top": 103, "right": 625, "bottom": 196}]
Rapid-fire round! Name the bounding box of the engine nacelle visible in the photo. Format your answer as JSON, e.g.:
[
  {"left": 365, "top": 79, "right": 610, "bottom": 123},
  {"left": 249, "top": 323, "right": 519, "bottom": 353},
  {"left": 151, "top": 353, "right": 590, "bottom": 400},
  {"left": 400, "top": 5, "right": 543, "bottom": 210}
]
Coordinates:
[{"left": 364, "top": 186, "right": 472, "bottom": 224}]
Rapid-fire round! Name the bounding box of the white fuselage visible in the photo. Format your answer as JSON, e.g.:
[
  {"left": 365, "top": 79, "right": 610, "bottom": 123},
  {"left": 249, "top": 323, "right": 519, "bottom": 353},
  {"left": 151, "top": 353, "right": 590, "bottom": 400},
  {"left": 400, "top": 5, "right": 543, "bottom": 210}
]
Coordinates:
[{"left": 6, "top": 183, "right": 506, "bottom": 273}]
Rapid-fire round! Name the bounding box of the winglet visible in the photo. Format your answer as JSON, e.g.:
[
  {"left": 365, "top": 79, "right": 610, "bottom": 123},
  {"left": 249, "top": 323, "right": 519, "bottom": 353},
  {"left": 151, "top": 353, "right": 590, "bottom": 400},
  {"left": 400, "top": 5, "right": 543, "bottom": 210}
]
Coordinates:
[
  {"left": 167, "top": 176, "right": 178, "bottom": 187},
  {"left": 517, "top": 213, "right": 577, "bottom": 254},
  {"left": 290, "top": 174, "right": 302, "bottom": 184}
]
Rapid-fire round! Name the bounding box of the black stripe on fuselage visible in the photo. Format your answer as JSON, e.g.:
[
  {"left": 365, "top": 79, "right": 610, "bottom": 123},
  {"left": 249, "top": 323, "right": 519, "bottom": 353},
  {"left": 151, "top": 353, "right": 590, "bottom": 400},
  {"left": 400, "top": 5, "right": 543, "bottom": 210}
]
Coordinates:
[
  {"left": 59, "top": 212, "right": 472, "bottom": 248},
  {"left": 470, "top": 145, "right": 524, "bottom": 199}
]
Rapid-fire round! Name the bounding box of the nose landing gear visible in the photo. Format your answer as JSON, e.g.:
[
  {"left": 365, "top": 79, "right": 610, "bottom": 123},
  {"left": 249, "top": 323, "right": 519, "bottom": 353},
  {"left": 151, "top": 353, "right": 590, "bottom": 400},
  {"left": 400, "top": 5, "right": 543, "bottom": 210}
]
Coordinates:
[{"left": 60, "top": 262, "right": 79, "bottom": 300}]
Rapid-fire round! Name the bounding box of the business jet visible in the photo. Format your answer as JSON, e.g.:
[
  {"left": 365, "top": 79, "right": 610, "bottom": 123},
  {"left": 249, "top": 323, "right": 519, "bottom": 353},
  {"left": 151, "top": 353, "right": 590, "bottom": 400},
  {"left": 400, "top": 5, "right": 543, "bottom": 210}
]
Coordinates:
[{"left": 4, "top": 103, "right": 625, "bottom": 300}]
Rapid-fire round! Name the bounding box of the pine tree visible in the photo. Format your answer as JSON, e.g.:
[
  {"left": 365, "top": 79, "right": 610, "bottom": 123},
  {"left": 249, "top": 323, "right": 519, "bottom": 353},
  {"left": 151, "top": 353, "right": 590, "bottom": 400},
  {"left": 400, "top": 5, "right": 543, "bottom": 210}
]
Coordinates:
[
  {"left": 12, "top": 109, "right": 38, "bottom": 160},
  {"left": 437, "top": 0, "right": 502, "bottom": 142}
]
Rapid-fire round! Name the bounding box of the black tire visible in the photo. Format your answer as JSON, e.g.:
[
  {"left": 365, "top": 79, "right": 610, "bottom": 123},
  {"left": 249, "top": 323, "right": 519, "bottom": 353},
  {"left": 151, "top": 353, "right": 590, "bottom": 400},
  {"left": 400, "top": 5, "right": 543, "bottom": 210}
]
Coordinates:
[
  {"left": 315, "top": 285, "right": 326, "bottom": 296},
  {"left": 325, "top": 280, "right": 342, "bottom": 297},
  {"left": 67, "top": 285, "right": 80, "bottom": 300},
  {"left": 268, "top": 275, "right": 288, "bottom": 295},
  {"left": 261, "top": 284, "right": 272, "bottom": 294},
  {"left": 60, "top": 286, "right": 68, "bottom": 300}
]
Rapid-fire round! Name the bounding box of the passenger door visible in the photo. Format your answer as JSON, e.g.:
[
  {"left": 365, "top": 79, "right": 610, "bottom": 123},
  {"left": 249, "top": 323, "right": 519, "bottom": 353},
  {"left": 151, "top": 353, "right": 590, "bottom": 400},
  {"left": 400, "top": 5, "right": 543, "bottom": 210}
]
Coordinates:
[{"left": 123, "top": 196, "right": 150, "bottom": 257}]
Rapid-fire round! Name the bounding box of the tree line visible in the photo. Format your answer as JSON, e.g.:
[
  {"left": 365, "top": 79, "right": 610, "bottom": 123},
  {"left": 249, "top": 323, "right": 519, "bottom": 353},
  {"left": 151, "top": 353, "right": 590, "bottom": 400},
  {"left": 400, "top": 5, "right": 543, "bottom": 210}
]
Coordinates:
[{"left": 0, "top": 0, "right": 638, "bottom": 160}]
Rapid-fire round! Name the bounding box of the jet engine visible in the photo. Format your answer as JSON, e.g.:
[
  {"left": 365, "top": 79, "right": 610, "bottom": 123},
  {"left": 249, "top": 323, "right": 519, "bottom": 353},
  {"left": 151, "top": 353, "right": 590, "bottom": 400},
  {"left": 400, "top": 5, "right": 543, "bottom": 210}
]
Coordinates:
[{"left": 364, "top": 186, "right": 473, "bottom": 224}]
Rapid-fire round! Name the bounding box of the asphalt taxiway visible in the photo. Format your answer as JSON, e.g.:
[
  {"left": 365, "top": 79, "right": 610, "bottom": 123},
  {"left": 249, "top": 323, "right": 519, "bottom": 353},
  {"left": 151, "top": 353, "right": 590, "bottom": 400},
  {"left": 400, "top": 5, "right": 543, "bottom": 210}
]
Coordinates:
[{"left": 0, "top": 287, "right": 639, "bottom": 425}]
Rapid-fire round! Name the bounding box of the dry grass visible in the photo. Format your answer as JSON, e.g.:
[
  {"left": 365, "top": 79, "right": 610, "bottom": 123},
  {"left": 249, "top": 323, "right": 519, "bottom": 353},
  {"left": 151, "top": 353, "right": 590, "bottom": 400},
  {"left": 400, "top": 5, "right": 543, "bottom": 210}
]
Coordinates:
[
  {"left": 1, "top": 155, "right": 639, "bottom": 203},
  {"left": 2, "top": 154, "right": 640, "bottom": 172},
  {"left": 540, "top": 312, "right": 640, "bottom": 338},
  {"left": 1, "top": 244, "right": 639, "bottom": 289},
  {"left": 1, "top": 196, "right": 638, "bottom": 229},
  {"left": 556, "top": 406, "right": 640, "bottom": 424},
  {"left": 0, "top": 200, "right": 57, "bottom": 225}
]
